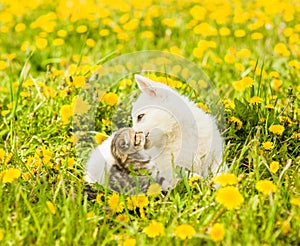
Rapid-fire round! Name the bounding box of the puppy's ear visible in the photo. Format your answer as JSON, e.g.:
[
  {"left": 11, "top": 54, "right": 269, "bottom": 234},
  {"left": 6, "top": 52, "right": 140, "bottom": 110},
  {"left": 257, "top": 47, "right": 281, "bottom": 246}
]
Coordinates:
[{"left": 134, "top": 74, "right": 157, "bottom": 97}]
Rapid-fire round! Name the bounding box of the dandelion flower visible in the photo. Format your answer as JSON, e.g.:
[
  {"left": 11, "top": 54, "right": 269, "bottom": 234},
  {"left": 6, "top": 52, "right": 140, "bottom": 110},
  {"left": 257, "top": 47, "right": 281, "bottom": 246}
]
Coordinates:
[
  {"left": 144, "top": 220, "right": 165, "bottom": 238},
  {"left": 270, "top": 161, "right": 279, "bottom": 173},
  {"left": 0, "top": 228, "right": 3, "bottom": 241},
  {"left": 0, "top": 60, "right": 7, "bottom": 70},
  {"left": 269, "top": 125, "right": 285, "bottom": 135},
  {"left": 135, "top": 194, "right": 149, "bottom": 208},
  {"left": 108, "top": 193, "right": 124, "bottom": 213},
  {"left": 255, "top": 180, "right": 277, "bottom": 195},
  {"left": 46, "top": 201, "right": 56, "bottom": 214},
  {"left": 96, "top": 193, "right": 103, "bottom": 204},
  {"left": 0, "top": 148, "right": 5, "bottom": 162},
  {"left": 72, "top": 76, "right": 86, "bottom": 88},
  {"left": 229, "top": 117, "right": 243, "bottom": 130},
  {"left": 0, "top": 168, "right": 21, "bottom": 183},
  {"left": 102, "top": 92, "right": 118, "bottom": 106},
  {"left": 123, "top": 238, "right": 136, "bottom": 246},
  {"left": 188, "top": 176, "right": 201, "bottom": 188},
  {"left": 249, "top": 96, "right": 263, "bottom": 105},
  {"left": 76, "top": 25, "right": 88, "bottom": 33},
  {"left": 60, "top": 104, "right": 73, "bottom": 124},
  {"left": 67, "top": 157, "right": 75, "bottom": 168},
  {"left": 290, "top": 197, "right": 300, "bottom": 206},
  {"left": 281, "top": 220, "right": 291, "bottom": 235},
  {"left": 262, "top": 141, "right": 274, "bottom": 150},
  {"left": 210, "top": 223, "right": 225, "bottom": 242},
  {"left": 116, "top": 214, "right": 128, "bottom": 223},
  {"left": 95, "top": 132, "right": 108, "bottom": 144},
  {"left": 215, "top": 186, "right": 244, "bottom": 210},
  {"left": 174, "top": 224, "right": 196, "bottom": 240},
  {"left": 213, "top": 173, "right": 238, "bottom": 186}
]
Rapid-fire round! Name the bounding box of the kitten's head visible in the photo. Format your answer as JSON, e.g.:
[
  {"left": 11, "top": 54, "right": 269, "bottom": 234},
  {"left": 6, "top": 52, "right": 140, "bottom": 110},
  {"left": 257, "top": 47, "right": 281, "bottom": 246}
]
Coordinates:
[
  {"left": 132, "top": 75, "right": 181, "bottom": 149},
  {"left": 111, "top": 127, "right": 150, "bottom": 164}
]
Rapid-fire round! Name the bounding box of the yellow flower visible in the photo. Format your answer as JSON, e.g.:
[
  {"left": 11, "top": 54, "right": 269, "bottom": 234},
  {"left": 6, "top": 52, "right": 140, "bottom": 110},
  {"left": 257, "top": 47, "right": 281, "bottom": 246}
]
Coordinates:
[
  {"left": 46, "top": 201, "right": 56, "bottom": 214},
  {"left": 174, "top": 224, "right": 196, "bottom": 240},
  {"left": 35, "top": 37, "right": 48, "bottom": 50},
  {"left": 271, "top": 79, "right": 282, "bottom": 91},
  {"left": 219, "top": 27, "right": 231, "bottom": 36},
  {"left": 223, "top": 99, "right": 235, "bottom": 109},
  {"left": 274, "top": 43, "right": 290, "bottom": 57},
  {"left": 188, "top": 176, "right": 201, "bottom": 188},
  {"left": 57, "top": 29, "right": 67, "bottom": 37},
  {"left": 229, "top": 117, "right": 243, "bottom": 130},
  {"left": 140, "top": 31, "right": 154, "bottom": 39},
  {"left": 147, "top": 183, "right": 162, "bottom": 196},
  {"left": 99, "top": 29, "right": 110, "bottom": 37},
  {"left": 265, "top": 104, "right": 275, "bottom": 109},
  {"left": 213, "top": 173, "right": 238, "bottom": 186},
  {"left": 15, "top": 23, "right": 26, "bottom": 32},
  {"left": 224, "top": 54, "right": 235, "bottom": 64},
  {"left": 234, "top": 29, "right": 246, "bottom": 38},
  {"left": 0, "top": 60, "right": 7, "bottom": 70},
  {"left": 197, "top": 102, "right": 210, "bottom": 113},
  {"left": 269, "top": 125, "right": 285, "bottom": 135},
  {"left": 116, "top": 214, "right": 128, "bottom": 223},
  {"left": 95, "top": 132, "right": 108, "bottom": 144},
  {"left": 0, "top": 148, "right": 5, "bottom": 162},
  {"left": 67, "top": 157, "right": 75, "bottom": 168},
  {"left": 72, "top": 76, "right": 86, "bottom": 88},
  {"left": 290, "top": 197, "right": 300, "bottom": 206},
  {"left": 108, "top": 193, "right": 124, "bottom": 213},
  {"left": 251, "top": 32, "right": 263, "bottom": 40},
  {"left": 279, "top": 116, "right": 292, "bottom": 126},
  {"left": 102, "top": 92, "right": 118, "bottom": 106},
  {"left": 255, "top": 180, "right": 277, "bottom": 195},
  {"left": 215, "top": 186, "right": 244, "bottom": 210},
  {"left": 0, "top": 228, "right": 3, "bottom": 241},
  {"left": 123, "top": 238, "right": 136, "bottom": 246},
  {"left": 96, "top": 193, "right": 103, "bottom": 204},
  {"left": 0, "top": 168, "right": 21, "bottom": 183},
  {"left": 270, "top": 161, "right": 279, "bottom": 174},
  {"left": 53, "top": 38, "right": 64, "bottom": 46},
  {"left": 135, "top": 194, "right": 149, "bottom": 208},
  {"left": 60, "top": 104, "right": 73, "bottom": 125},
  {"left": 144, "top": 220, "right": 165, "bottom": 238},
  {"left": 210, "top": 223, "right": 225, "bottom": 242},
  {"left": 249, "top": 96, "right": 263, "bottom": 105},
  {"left": 76, "top": 25, "right": 88, "bottom": 33},
  {"left": 232, "top": 77, "right": 254, "bottom": 92},
  {"left": 86, "top": 38, "right": 96, "bottom": 48},
  {"left": 262, "top": 141, "right": 274, "bottom": 150},
  {"left": 281, "top": 220, "right": 291, "bottom": 235}
]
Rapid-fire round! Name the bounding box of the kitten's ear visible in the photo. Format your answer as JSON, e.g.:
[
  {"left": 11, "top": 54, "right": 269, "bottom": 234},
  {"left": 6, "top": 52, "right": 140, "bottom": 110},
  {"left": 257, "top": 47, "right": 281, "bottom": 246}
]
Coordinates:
[
  {"left": 134, "top": 74, "right": 157, "bottom": 97},
  {"left": 119, "top": 153, "right": 128, "bottom": 164}
]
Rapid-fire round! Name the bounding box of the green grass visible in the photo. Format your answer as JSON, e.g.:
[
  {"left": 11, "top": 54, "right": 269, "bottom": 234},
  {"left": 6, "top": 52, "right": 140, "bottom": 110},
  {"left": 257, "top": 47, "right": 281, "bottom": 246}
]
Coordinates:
[{"left": 0, "top": 0, "right": 300, "bottom": 245}]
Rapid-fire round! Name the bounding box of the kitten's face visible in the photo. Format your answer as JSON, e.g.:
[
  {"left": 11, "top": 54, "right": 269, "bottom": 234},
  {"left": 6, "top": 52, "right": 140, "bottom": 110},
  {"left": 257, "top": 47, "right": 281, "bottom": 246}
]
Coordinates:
[
  {"left": 132, "top": 106, "right": 177, "bottom": 149},
  {"left": 111, "top": 128, "right": 150, "bottom": 164}
]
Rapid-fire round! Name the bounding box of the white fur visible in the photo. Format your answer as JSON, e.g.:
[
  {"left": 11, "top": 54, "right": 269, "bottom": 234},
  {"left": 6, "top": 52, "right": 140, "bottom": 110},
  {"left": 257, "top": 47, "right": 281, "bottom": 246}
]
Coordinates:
[
  {"left": 131, "top": 75, "right": 227, "bottom": 188},
  {"left": 85, "top": 74, "right": 227, "bottom": 189}
]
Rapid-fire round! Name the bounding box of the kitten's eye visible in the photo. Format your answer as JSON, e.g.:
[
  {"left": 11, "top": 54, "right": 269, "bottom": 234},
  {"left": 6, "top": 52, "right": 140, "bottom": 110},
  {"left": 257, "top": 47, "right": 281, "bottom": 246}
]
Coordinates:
[{"left": 137, "top": 113, "right": 145, "bottom": 122}]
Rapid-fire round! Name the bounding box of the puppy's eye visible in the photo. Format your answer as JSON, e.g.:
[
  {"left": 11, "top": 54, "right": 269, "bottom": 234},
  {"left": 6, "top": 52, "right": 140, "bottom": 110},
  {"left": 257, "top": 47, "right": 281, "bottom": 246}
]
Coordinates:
[{"left": 137, "top": 113, "right": 145, "bottom": 122}]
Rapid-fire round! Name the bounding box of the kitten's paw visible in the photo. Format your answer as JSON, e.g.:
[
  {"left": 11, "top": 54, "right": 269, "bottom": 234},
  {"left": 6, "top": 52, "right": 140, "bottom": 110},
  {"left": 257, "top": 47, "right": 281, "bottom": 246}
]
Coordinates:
[{"left": 134, "top": 131, "right": 146, "bottom": 148}]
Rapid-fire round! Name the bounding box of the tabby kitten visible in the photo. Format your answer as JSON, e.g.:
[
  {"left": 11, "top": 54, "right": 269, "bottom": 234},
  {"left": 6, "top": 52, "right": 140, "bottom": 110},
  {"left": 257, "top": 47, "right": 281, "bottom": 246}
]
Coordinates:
[{"left": 109, "top": 127, "right": 156, "bottom": 194}]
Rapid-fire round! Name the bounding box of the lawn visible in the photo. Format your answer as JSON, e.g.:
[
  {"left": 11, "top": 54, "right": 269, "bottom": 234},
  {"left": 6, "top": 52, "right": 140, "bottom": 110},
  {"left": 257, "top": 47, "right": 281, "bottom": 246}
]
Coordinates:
[{"left": 0, "top": 0, "right": 299, "bottom": 245}]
